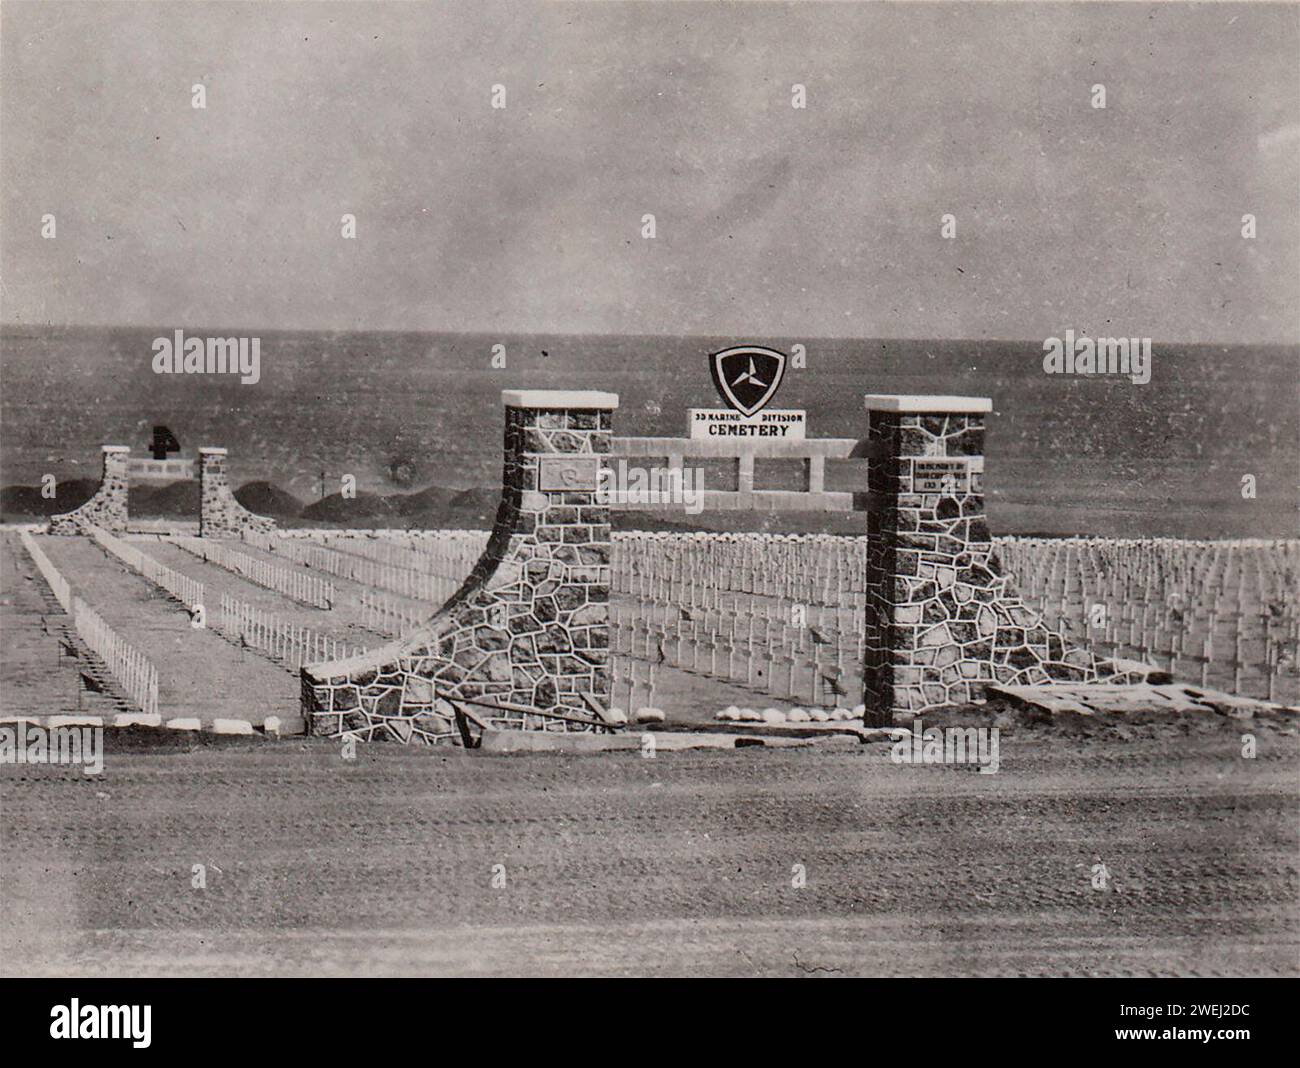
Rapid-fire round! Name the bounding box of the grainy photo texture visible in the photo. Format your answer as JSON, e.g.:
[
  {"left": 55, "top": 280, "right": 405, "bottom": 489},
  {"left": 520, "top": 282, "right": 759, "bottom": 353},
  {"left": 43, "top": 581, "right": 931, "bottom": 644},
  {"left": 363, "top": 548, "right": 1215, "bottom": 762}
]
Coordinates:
[{"left": 1, "top": 0, "right": 1297, "bottom": 983}]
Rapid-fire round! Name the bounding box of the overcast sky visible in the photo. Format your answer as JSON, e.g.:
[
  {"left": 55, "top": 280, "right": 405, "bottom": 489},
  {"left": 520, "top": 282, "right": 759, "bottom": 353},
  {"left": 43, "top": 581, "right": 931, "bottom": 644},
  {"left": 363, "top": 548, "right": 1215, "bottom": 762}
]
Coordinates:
[{"left": 1, "top": 0, "right": 1296, "bottom": 342}]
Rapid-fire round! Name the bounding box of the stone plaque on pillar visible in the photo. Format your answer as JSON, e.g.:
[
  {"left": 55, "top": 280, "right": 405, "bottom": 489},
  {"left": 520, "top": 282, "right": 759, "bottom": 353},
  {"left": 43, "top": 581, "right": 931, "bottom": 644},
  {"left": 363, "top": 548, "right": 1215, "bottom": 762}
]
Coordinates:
[
  {"left": 538, "top": 456, "right": 601, "bottom": 492},
  {"left": 912, "top": 458, "right": 971, "bottom": 494}
]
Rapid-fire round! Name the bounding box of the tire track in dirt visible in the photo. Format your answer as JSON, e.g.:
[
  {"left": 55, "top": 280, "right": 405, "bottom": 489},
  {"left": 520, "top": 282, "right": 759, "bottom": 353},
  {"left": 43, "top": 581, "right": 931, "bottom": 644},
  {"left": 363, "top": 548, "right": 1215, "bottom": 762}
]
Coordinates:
[{"left": 2, "top": 733, "right": 1295, "bottom": 976}]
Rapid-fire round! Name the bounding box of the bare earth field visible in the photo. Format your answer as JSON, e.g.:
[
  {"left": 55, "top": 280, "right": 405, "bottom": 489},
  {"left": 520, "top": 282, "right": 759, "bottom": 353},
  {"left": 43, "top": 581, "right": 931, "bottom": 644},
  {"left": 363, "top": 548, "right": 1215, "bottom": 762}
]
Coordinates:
[{"left": 2, "top": 725, "right": 1296, "bottom": 977}]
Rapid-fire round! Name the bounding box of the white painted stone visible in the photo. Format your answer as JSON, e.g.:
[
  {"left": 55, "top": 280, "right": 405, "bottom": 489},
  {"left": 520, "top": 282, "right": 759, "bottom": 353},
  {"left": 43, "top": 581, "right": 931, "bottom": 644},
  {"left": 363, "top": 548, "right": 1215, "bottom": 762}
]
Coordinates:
[
  {"left": 47, "top": 715, "right": 102, "bottom": 728},
  {"left": 113, "top": 713, "right": 162, "bottom": 728},
  {"left": 165, "top": 718, "right": 203, "bottom": 731},
  {"left": 761, "top": 708, "right": 787, "bottom": 724},
  {"left": 634, "top": 707, "right": 665, "bottom": 723},
  {"left": 864, "top": 394, "right": 992, "bottom": 413},
  {"left": 501, "top": 390, "right": 619, "bottom": 409},
  {"left": 211, "top": 718, "right": 255, "bottom": 735},
  {"left": 262, "top": 716, "right": 282, "bottom": 736}
]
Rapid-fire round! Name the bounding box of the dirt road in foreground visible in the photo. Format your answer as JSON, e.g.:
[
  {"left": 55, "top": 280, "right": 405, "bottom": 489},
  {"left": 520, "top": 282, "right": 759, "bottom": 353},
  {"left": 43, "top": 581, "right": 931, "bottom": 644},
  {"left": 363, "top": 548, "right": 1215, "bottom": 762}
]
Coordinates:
[{"left": 2, "top": 727, "right": 1295, "bottom": 977}]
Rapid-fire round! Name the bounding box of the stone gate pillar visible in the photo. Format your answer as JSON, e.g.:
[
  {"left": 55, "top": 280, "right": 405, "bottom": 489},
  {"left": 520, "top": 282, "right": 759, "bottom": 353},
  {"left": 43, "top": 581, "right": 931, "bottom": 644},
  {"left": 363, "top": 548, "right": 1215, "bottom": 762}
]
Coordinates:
[
  {"left": 199, "top": 447, "right": 275, "bottom": 537},
  {"left": 301, "top": 389, "right": 617, "bottom": 743},
  {"left": 49, "top": 445, "right": 130, "bottom": 534},
  {"left": 861, "top": 394, "right": 1161, "bottom": 725},
  {"left": 863, "top": 396, "right": 993, "bottom": 724}
]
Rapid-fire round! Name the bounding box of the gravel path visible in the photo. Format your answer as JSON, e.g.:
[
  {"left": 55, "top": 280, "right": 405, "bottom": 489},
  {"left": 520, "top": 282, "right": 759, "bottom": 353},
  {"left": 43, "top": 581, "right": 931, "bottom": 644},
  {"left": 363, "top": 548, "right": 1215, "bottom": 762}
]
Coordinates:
[
  {"left": 34, "top": 535, "right": 299, "bottom": 728},
  {"left": 137, "top": 537, "right": 390, "bottom": 650}
]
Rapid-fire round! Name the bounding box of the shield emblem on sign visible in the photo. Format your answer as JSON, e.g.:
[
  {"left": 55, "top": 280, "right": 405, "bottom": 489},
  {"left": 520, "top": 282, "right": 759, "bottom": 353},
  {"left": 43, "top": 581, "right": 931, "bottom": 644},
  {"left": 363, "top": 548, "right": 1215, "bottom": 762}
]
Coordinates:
[{"left": 709, "top": 345, "right": 787, "bottom": 418}]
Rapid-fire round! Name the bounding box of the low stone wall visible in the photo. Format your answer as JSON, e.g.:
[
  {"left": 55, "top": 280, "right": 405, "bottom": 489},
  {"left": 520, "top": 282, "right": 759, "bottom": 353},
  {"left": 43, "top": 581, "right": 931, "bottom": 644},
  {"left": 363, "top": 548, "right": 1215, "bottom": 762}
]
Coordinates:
[
  {"left": 49, "top": 446, "right": 130, "bottom": 535},
  {"left": 301, "top": 390, "right": 616, "bottom": 743}
]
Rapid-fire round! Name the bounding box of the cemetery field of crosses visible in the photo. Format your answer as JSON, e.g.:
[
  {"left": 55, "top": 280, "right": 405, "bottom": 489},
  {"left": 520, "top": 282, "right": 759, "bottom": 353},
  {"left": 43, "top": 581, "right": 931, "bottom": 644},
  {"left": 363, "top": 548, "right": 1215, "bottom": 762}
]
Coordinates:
[{"left": 6, "top": 524, "right": 1298, "bottom": 731}]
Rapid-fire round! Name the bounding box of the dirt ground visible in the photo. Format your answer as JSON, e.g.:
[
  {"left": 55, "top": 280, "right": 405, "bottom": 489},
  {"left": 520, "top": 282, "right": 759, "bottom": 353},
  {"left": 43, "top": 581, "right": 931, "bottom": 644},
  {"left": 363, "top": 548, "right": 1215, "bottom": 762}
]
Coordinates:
[{"left": 2, "top": 720, "right": 1296, "bottom": 977}]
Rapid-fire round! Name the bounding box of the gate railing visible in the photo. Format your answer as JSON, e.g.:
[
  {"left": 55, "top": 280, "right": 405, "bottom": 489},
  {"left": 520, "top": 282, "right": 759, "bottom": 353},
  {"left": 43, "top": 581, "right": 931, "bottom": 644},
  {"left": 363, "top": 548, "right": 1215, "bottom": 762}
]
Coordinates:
[{"left": 606, "top": 436, "right": 862, "bottom": 511}]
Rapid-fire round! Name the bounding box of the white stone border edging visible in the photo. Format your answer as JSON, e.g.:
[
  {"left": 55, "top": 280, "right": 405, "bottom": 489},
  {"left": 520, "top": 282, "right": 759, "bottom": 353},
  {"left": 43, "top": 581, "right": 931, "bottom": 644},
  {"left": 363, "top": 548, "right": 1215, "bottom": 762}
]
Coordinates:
[{"left": 0, "top": 714, "right": 284, "bottom": 737}]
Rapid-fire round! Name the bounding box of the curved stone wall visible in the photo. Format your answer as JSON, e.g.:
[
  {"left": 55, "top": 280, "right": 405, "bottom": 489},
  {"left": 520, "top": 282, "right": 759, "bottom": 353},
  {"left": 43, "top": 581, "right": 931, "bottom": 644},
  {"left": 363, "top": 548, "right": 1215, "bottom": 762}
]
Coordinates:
[
  {"left": 861, "top": 396, "right": 1162, "bottom": 724},
  {"left": 198, "top": 447, "right": 276, "bottom": 537},
  {"left": 49, "top": 446, "right": 130, "bottom": 535},
  {"left": 48, "top": 444, "right": 275, "bottom": 536},
  {"left": 301, "top": 391, "right": 617, "bottom": 743}
]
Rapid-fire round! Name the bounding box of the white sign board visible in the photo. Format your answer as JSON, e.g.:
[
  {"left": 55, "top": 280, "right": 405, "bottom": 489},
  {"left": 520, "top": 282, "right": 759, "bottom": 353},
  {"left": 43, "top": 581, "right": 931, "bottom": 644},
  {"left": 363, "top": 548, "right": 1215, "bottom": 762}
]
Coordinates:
[{"left": 688, "top": 408, "right": 806, "bottom": 441}]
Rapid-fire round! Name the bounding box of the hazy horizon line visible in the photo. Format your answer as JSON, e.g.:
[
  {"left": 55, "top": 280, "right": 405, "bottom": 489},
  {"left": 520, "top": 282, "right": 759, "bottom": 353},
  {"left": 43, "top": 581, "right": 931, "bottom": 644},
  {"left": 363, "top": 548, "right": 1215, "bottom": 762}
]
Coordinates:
[{"left": 2, "top": 322, "right": 1297, "bottom": 350}]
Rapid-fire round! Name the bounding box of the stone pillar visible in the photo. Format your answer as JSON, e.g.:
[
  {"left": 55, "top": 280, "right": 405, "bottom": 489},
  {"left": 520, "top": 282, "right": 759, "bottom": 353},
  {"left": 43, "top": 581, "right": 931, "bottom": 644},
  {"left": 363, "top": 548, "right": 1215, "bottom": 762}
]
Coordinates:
[
  {"left": 301, "top": 390, "right": 617, "bottom": 743},
  {"left": 198, "top": 447, "right": 275, "bottom": 537},
  {"left": 49, "top": 445, "right": 130, "bottom": 534},
  {"left": 861, "top": 395, "right": 1158, "bottom": 725}
]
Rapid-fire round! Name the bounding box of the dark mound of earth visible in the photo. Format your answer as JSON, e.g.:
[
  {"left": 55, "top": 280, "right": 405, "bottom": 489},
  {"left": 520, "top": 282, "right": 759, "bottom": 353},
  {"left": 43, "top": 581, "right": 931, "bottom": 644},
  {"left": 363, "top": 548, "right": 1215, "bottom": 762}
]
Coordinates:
[
  {"left": 299, "top": 490, "right": 397, "bottom": 523},
  {"left": 293, "top": 485, "right": 499, "bottom": 529},
  {"left": 4, "top": 472, "right": 509, "bottom": 531},
  {"left": 442, "top": 487, "right": 499, "bottom": 527},
  {"left": 130, "top": 480, "right": 200, "bottom": 517},
  {"left": 388, "top": 485, "right": 463, "bottom": 518},
  {"left": 235, "top": 481, "right": 304, "bottom": 518},
  {"left": 0, "top": 478, "right": 98, "bottom": 519}
]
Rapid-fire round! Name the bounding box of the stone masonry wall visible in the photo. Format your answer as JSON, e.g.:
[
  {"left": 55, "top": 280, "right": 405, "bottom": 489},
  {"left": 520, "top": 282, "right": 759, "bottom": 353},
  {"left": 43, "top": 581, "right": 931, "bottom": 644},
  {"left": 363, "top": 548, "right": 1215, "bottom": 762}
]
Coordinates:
[
  {"left": 862, "top": 397, "right": 1160, "bottom": 725},
  {"left": 199, "top": 447, "right": 276, "bottom": 537},
  {"left": 49, "top": 446, "right": 130, "bottom": 535},
  {"left": 301, "top": 390, "right": 617, "bottom": 743}
]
